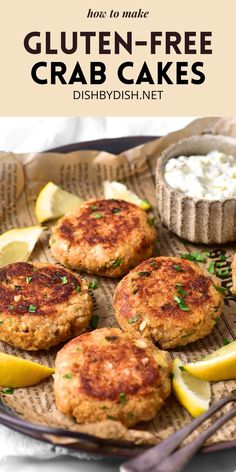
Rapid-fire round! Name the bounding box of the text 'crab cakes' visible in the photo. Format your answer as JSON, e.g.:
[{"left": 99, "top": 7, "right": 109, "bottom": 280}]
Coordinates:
[
  {"left": 0, "top": 262, "right": 92, "bottom": 350},
  {"left": 54, "top": 327, "right": 171, "bottom": 427},
  {"left": 114, "top": 257, "right": 224, "bottom": 349},
  {"left": 50, "top": 199, "right": 156, "bottom": 277}
]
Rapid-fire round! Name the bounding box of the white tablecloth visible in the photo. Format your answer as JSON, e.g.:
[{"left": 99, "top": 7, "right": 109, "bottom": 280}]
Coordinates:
[
  {"left": 0, "top": 117, "right": 194, "bottom": 153},
  {"left": 0, "top": 116, "right": 235, "bottom": 472}
]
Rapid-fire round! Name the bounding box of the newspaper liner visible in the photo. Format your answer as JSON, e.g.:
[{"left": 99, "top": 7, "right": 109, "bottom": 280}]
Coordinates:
[{"left": 0, "top": 117, "right": 235, "bottom": 449}]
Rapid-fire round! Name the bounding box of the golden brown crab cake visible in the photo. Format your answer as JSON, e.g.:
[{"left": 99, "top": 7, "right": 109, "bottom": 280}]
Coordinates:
[
  {"left": 114, "top": 257, "right": 224, "bottom": 349},
  {"left": 0, "top": 262, "right": 92, "bottom": 351},
  {"left": 54, "top": 327, "right": 171, "bottom": 427},
  {"left": 50, "top": 199, "right": 156, "bottom": 277}
]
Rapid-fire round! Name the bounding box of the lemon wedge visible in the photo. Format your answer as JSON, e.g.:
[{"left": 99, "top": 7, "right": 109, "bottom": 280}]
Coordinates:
[
  {"left": 0, "top": 226, "right": 42, "bottom": 268},
  {"left": 0, "top": 352, "right": 54, "bottom": 388},
  {"left": 103, "top": 181, "right": 151, "bottom": 210},
  {"left": 184, "top": 340, "right": 236, "bottom": 381},
  {"left": 172, "top": 358, "right": 211, "bottom": 417},
  {"left": 35, "top": 182, "right": 83, "bottom": 223}
]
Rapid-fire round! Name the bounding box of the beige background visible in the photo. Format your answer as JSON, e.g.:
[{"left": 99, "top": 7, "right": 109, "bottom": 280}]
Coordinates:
[{"left": 0, "top": 0, "right": 235, "bottom": 115}]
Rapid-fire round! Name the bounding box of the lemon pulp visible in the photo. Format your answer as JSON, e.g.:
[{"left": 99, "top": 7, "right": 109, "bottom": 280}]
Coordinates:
[
  {"left": 184, "top": 340, "right": 236, "bottom": 381},
  {"left": 0, "top": 352, "right": 54, "bottom": 388},
  {"left": 172, "top": 358, "right": 211, "bottom": 417},
  {"left": 103, "top": 181, "right": 151, "bottom": 210},
  {"left": 0, "top": 226, "right": 42, "bottom": 268},
  {"left": 35, "top": 182, "right": 83, "bottom": 223}
]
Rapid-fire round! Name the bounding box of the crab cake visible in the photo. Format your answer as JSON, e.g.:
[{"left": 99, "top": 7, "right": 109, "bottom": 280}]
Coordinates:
[
  {"left": 0, "top": 262, "right": 92, "bottom": 351},
  {"left": 50, "top": 199, "right": 156, "bottom": 277},
  {"left": 54, "top": 327, "right": 171, "bottom": 427},
  {"left": 114, "top": 257, "right": 224, "bottom": 349}
]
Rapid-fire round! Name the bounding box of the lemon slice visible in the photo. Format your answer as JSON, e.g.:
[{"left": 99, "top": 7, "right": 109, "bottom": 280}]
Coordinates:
[
  {"left": 0, "top": 226, "right": 42, "bottom": 268},
  {"left": 35, "top": 182, "right": 83, "bottom": 223},
  {"left": 172, "top": 358, "right": 211, "bottom": 417},
  {"left": 103, "top": 181, "right": 151, "bottom": 210},
  {"left": 184, "top": 340, "right": 236, "bottom": 381},
  {"left": 0, "top": 352, "right": 54, "bottom": 388}
]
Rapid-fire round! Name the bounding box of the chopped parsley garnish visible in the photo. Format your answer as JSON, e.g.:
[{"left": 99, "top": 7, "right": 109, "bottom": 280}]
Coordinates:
[
  {"left": 63, "top": 373, "right": 73, "bottom": 379},
  {"left": 119, "top": 392, "right": 127, "bottom": 405},
  {"left": 60, "top": 276, "right": 68, "bottom": 284},
  {"left": 193, "top": 253, "right": 206, "bottom": 262},
  {"left": 75, "top": 285, "right": 81, "bottom": 293},
  {"left": 25, "top": 276, "right": 32, "bottom": 284},
  {"left": 173, "top": 264, "right": 183, "bottom": 272},
  {"left": 207, "top": 261, "right": 216, "bottom": 274},
  {"left": 112, "top": 208, "right": 121, "bottom": 214},
  {"left": 181, "top": 252, "right": 206, "bottom": 262},
  {"left": 149, "top": 261, "right": 158, "bottom": 267},
  {"left": 0, "top": 320, "right": 3, "bottom": 325},
  {"left": 88, "top": 280, "right": 99, "bottom": 290},
  {"left": 111, "top": 258, "right": 122, "bottom": 267},
  {"left": 133, "top": 288, "right": 139, "bottom": 295},
  {"left": 174, "top": 296, "right": 189, "bottom": 311},
  {"left": 138, "top": 271, "right": 151, "bottom": 277},
  {"left": 204, "top": 251, "right": 211, "bottom": 257},
  {"left": 128, "top": 315, "right": 139, "bottom": 324},
  {"left": 219, "top": 253, "right": 227, "bottom": 261},
  {"left": 28, "top": 304, "right": 37, "bottom": 313},
  {"left": 105, "top": 336, "right": 118, "bottom": 342},
  {"left": 89, "top": 314, "right": 99, "bottom": 330},
  {"left": 91, "top": 205, "right": 97, "bottom": 210},
  {"left": 1, "top": 387, "right": 14, "bottom": 394},
  {"left": 213, "top": 302, "right": 221, "bottom": 312},
  {"left": 223, "top": 338, "right": 231, "bottom": 346},
  {"left": 126, "top": 412, "right": 134, "bottom": 419},
  {"left": 176, "top": 283, "right": 187, "bottom": 297},
  {"left": 179, "top": 366, "right": 186, "bottom": 372},
  {"left": 213, "top": 284, "right": 227, "bottom": 295},
  {"left": 216, "top": 262, "right": 226, "bottom": 267},
  {"left": 216, "top": 268, "right": 231, "bottom": 278},
  {"left": 181, "top": 332, "right": 193, "bottom": 338},
  {"left": 50, "top": 238, "right": 56, "bottom": 244},
  {"left": 92, "top": 212, "right": 102, "bottom": 219},
  {"left": 8, "top": 305, "right": 14, "bottom": 310},
  {"left": 107, "top": 415, "right": 116, "bottom": 420},
  {"left": 147, "top": 216, "right": 156, "bottom": 226},
  {"left": 214, "top": 316, "right": 221, "bottom": 322}
]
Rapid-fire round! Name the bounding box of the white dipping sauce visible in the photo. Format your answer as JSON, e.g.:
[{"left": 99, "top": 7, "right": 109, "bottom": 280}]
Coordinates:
[{"left": 164, "top": 151, "right": 236, "bottom": 200}]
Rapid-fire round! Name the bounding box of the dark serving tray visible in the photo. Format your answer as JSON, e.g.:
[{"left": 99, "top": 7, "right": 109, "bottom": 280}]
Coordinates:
[
  {"left": 48, "top": 135, "right": 158, "bottom": 154},
  {"left": 0, "top": 136, "right": 235, "bottom": 459}
]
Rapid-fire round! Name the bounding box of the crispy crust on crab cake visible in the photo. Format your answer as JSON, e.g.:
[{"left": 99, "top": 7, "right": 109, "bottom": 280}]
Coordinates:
[
  {"left": 0, "top": 262, "right": 92, "bottom": 351},
  {"left": 113, "top": 257, "right": 224, "bottom": 349},
  {"left": 54, "top": 327, "right": 171, "bottom": 427},
  {"left": 50, "top": 199, "right": 156, "bottom": 277}
]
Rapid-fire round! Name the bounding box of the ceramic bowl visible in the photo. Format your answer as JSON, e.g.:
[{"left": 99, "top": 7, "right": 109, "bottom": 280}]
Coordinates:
[{"left": 156, "top": 134, "right": 236, "bottom": 244}]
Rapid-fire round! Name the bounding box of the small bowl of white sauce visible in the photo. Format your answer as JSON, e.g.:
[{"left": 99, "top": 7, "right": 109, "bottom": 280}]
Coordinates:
[{"left": 156, "top": 135, "right": 236, "bottom": 244}]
